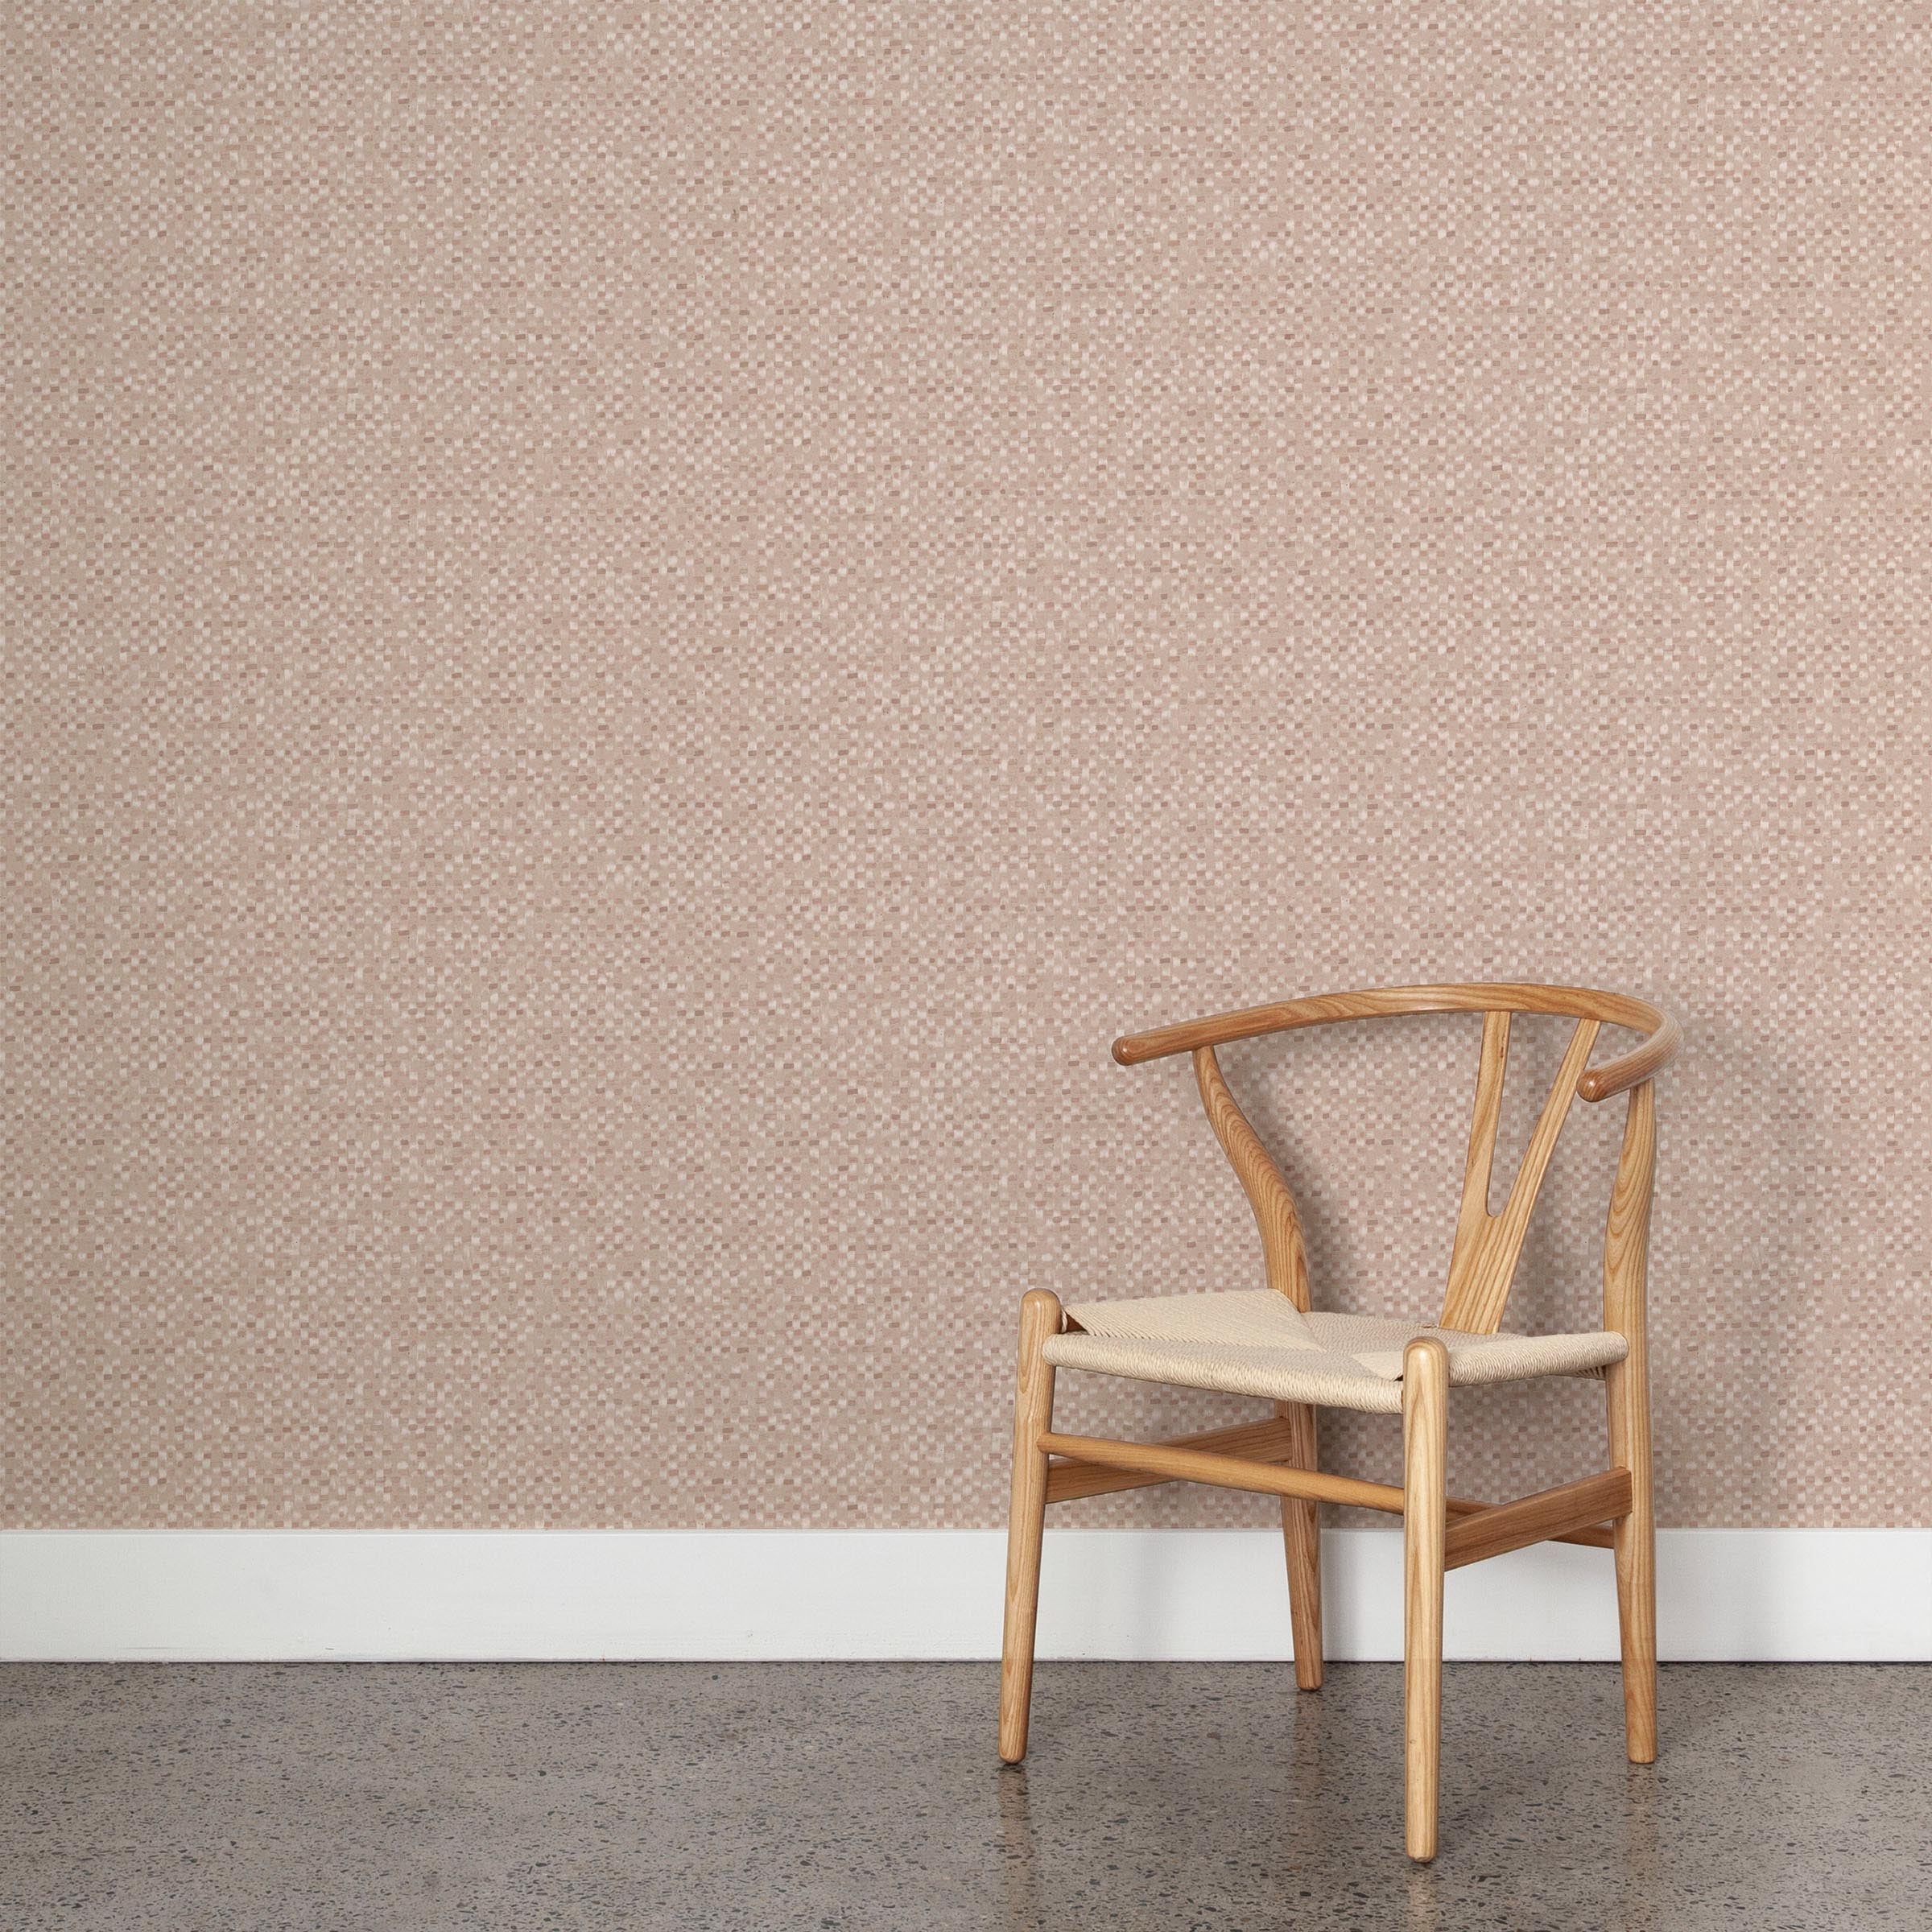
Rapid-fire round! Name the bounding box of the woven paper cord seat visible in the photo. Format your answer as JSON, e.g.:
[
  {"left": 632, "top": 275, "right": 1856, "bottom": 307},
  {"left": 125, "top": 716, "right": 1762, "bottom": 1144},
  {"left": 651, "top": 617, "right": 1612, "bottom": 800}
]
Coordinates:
[{"left": 1042, "top": 1288, "right": 1629, "bottom": 1414}]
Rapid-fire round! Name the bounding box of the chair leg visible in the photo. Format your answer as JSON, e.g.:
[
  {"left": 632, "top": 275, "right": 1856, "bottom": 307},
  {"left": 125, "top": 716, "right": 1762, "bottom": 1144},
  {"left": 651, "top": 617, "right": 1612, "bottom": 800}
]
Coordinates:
[
  {"left": 1275, "top": 1400, "right": 1324, "bottom": 1690},
  {"left": 1402, "top": 1336, "right": 1449, "bottom": 1864},
  {"left": 1604, "top": 1080, "right": 1658, "bottom": 1765},
  {"left": 998, "top": 1289, "right": 1060, "bottom": 1763},
  {"left": 1607, "top": 1349, "right": 1657, "bottom": 1764}
]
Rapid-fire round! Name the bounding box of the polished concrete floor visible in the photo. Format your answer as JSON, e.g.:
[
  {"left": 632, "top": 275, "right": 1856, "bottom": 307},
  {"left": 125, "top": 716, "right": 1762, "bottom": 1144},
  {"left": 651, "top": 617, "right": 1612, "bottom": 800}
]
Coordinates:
[{"left": 2, "top": 1661, "right": 1926, "bottom": 1930}]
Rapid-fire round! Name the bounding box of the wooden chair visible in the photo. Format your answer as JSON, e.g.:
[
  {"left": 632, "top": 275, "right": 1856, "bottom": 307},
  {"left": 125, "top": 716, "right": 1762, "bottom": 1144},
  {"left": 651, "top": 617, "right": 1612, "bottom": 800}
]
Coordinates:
[{"left": 996, "top": 982, "right": 1679, "bottom": 1862}]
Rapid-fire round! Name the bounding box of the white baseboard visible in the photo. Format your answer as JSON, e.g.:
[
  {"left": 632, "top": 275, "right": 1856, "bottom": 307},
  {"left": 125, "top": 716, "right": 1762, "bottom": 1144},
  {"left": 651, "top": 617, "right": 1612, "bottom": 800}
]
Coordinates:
[{"left": 2, "top": 1528, "right": 1925, "bottom": 1663}]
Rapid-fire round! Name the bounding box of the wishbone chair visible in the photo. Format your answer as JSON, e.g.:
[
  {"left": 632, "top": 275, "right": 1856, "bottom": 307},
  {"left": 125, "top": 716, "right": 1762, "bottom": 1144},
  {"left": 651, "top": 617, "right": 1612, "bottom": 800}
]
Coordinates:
[{"left": 995, "top": 982, "right": 1679, "bottom": 1861}]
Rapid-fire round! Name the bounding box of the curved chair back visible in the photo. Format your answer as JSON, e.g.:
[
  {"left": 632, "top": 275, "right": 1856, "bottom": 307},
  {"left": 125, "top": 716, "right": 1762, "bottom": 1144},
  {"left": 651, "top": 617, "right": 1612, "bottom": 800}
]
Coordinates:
[{"left": 1111, "top": 983, "right": 1679, "bottom": 1332}]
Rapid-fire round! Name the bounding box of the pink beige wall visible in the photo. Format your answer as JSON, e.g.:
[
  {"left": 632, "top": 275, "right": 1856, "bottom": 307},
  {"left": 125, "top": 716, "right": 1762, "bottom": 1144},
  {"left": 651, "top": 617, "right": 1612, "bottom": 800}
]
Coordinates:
[{"left": 5, "top": 4, "right": 1928, "bottom": 1531}]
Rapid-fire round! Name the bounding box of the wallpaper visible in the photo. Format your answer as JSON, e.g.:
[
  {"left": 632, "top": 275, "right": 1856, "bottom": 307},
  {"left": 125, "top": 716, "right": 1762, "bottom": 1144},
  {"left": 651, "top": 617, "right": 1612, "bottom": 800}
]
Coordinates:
[{"left": 5, "top": 2, "right": 1928, "bottom": 1529}]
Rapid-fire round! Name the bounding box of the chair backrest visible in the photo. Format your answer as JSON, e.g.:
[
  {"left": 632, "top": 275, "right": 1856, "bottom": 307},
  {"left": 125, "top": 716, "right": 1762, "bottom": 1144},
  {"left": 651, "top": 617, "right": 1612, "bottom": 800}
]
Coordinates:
[{"left": 1112, "top": 984, "right": 1679, "bottom": 1333}]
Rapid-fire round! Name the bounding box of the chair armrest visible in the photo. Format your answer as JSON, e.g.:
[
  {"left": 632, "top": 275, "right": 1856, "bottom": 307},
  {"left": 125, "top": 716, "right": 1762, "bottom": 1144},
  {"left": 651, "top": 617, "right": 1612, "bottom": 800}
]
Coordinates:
[{"left": 1576, "top": 1012, "right": 1681, "bottom": 1102}]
